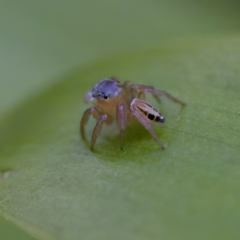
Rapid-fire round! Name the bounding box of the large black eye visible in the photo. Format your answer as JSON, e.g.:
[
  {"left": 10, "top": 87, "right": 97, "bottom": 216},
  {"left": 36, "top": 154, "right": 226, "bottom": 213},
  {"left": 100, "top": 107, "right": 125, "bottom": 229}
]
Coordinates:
[{"left": 103, "top": 95, "right": 108, "bottom": 99}]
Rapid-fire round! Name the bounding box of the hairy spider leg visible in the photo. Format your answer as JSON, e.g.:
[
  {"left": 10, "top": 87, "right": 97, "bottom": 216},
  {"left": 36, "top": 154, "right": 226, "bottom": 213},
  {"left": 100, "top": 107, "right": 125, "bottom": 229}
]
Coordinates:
[
  {"left": 91, "top": 114, "right": 112, "bottom": 150},
  {"left": 122, "top": 81, "right": 137, "bottom": 100},
  {"left": 131, "top": 84, "right": 186, "bottom": 106},
  {"left": 116, "top": 103, "right": 127, "bottom": 150},
  {"left": 130, "top": 99, "right": 165, "bottom": 149},
  {"left": 80, "top": 107, "right": 103, "bottom": 141}
]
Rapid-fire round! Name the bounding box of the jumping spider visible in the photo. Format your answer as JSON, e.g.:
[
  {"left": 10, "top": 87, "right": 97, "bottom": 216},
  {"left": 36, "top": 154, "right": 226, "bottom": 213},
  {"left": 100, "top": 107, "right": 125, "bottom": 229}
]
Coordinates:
[{"left": 80, "top": 78, "right": 185, "bottom": 150}]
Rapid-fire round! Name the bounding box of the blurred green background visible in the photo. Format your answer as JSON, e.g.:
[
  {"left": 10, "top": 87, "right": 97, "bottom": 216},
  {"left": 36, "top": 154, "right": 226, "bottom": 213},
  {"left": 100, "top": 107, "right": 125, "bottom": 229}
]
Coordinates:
[
  {"left": 1, "top": 0, "right": 240, "bottom": 115},
  {"left": 1, "top": 1, "right": 240, "bottom": 240}
]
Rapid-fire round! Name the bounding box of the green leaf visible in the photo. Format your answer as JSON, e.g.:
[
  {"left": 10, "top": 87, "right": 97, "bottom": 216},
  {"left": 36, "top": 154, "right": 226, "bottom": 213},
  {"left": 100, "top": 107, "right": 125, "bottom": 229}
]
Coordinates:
[
  {"left": 0, "top": 216, "right": 37, "bottom": 240},
  {"left": 0, "top": 36, "right": 240, "bottom": 240}
]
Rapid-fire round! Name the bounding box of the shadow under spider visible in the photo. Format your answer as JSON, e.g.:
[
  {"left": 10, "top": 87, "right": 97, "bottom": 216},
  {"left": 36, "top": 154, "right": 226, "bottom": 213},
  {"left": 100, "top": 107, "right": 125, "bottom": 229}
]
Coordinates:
[{"left": 92, "top": 121, "right": 166, "bottom": 162}]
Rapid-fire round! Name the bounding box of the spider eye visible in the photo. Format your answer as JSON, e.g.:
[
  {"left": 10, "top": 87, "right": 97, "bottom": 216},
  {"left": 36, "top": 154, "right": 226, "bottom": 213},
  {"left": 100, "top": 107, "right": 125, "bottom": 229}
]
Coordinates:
[{"left": 103, "top": 95, "right": 108, "bottom": 99}]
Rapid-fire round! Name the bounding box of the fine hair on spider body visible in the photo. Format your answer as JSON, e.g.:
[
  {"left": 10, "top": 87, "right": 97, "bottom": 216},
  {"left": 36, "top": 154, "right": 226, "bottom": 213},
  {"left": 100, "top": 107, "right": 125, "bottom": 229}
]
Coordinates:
[{"left": 80, "top": 78, "right": 185, "bottom": 150}]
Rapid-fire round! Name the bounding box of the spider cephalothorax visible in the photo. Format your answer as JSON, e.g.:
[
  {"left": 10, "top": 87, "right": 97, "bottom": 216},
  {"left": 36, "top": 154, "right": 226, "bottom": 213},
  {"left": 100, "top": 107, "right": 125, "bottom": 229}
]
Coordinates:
[{"left": 80, "top": 78, "right": 185, "bottom": 150}]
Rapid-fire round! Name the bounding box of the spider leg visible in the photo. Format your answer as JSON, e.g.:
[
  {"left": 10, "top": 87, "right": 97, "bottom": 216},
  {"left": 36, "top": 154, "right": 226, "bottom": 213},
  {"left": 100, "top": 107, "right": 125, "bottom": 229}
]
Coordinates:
[
  {"left": 130, "top": 99, "right": 165, "bottom": 149},
  {"left": 129, "top": 84, "right": 154, "bottom": 101},
  {"left": 116, "top": 103, "right": 127, "bottom": 150},
  {"left": 131, "top": 84, "right": 186, "bottom": 106},
  {"left": 122, "top": 80, "right": 136, "bottom": 100},
  {"left": 91, "top": 114, "right": 112, "bottom": 150},
  {"left": 80, "top": 107, "right": 102, "bottom": 141}
]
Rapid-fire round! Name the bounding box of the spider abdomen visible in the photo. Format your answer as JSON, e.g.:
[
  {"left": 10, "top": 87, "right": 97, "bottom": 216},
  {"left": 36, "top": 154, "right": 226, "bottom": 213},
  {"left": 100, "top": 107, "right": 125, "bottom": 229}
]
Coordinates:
[{"left": 132, "top": 98, "right": 165, "bottom": 123}]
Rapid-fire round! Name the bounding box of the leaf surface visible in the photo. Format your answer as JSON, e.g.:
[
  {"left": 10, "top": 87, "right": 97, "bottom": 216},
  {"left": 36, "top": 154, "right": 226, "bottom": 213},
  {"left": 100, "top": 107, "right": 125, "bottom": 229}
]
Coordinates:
[{"left": 0, "top": 36, "right": 240, "bottom": 240}]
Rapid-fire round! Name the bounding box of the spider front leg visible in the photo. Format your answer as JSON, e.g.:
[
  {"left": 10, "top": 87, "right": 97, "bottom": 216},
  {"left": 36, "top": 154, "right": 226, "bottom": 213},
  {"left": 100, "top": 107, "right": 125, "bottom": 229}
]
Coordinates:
[
  {"left": 80, "top": 107, "right": 112, "bottom": 150},
  {"left": 116, "top": 103, "right": 127, "bottom": 150},
  {"left": 131, "top": 84, "right": 186, "bottom": 106},
  {"left": 80, "top": 107, "right": 102, "bottom": 141},
  {"left": 130, "top": 98, "right": 165, "bottom": 149},
  {"left": 91, "top": 114, "right": 112, "bottom": 150}
]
